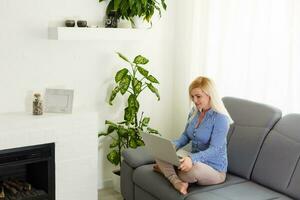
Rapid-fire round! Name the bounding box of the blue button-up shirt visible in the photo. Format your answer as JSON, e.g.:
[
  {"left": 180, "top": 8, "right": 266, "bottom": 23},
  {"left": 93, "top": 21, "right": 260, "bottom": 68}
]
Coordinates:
[{"left": 173, "top": 108, "right": 230, "bottom": 172}]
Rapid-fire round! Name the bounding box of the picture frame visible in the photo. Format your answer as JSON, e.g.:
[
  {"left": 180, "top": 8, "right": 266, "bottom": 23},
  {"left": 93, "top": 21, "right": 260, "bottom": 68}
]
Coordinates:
[{"left": 44, "top": 89, "right": 74, "bottom": 113}]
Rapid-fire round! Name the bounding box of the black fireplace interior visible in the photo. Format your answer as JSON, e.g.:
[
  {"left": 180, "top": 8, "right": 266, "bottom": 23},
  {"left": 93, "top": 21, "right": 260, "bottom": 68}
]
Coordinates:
[{"left": 0, "top": 143, "right": 55, "bottom": 200}]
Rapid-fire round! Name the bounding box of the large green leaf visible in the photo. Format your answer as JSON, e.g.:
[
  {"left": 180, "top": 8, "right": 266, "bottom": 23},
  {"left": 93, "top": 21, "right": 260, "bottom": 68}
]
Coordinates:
[
  {"left": 132, "top": 78, "right": 142, "bottom": 94},
  {"left": 114, "top": 0, "right": 121, "bottom": 10},
  {"left": 109, "top": 86, "right": 120, "bottom": 105},
  {"left": 128, "top": 128, "right": 136, "bottom": 137},
  {"left": 106, "top": 0, "right": 115, "bottom": 15},
  {"left": 117, "top": 52, "right": 131, "bottom": 63},
  {"left": 133, "top": 55, "right": 149, "bottom": 65},
  {"left": 115, "top": 68, "right": 128, "bottom": 83},
  {"left": 137, "top": 66, "right": 149, "bottom": 77},
  {"left": 136, "top": 139, "right": 145, "bottom": 146},
  {"left": 119, "top": 75, "right": 131, "bottom": 95},
  {"left": 142, "top": 117, "right": 150, "bottom": 126},
  {"left": 128, "top": 94, "right": 139, "bottom": 112},
  {"left": 129, "top": 138, "right": 138, "bottom": 148},
  {"left": 105, "top": 120, "right": 118, "bottom": 126},
  {"left": 141, "top": 0, "right": 147, "bottom": 7},
  {"left": 147, "top": 127, "right": 160, "bottom": 135},
  {"left": 129, "top": 0, "right": 134, "bottom": 8},
  {"left": 109, "top": 139, "right": 119, "bottom": 148},
  {"left": 107, "top": 125, "right": 117, "bottom": 134},
  {"left": 107, "top": 150, "right": 120, "bottom": 165},
  {"left": 161, "top": 0, "right": 167, "bottom": 10},
  {"left": 117, "top": 126, "right": 128, "bottom": 137},
  {"left": 124, "top": 107, "right": 135, "bottom": 123},
  {"left": 98, "top": 131, "right": 109, "bottom": 137},
  {"left": 147, "top": 83, "right": 160, "bottom": 100},
  {"left": 146, "top": 75, "right": 159, "bottom": 83}
]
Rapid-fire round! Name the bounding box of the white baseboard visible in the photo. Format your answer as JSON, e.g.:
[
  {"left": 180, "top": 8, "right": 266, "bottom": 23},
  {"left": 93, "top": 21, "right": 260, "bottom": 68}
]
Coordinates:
[{"left": 98, "top": 178, "right": 113, "bottom": 190}]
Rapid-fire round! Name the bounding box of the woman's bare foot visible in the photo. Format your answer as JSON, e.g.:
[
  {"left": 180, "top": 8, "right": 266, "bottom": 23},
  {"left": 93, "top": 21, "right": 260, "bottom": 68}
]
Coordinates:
[
  {"left": 153, "top": 164, "right": 162, "bottom": 174},
  {"left": 173, "top": 181, "right": 188, "bottom": 195}
]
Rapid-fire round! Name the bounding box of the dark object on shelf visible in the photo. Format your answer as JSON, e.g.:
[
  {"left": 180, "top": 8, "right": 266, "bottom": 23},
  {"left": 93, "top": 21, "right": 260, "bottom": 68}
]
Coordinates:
[
  {"left": 105, "top": 10, "right": 118, "bottom": 28},
  {"left": 77, "top": 20, "right": 87, "bottom": 27},
  {"left": 65, "top": 20, "right": 75, "bottom": 27},
  {"left": 32, "top": 93, "right": 43, "bottom": 115}
]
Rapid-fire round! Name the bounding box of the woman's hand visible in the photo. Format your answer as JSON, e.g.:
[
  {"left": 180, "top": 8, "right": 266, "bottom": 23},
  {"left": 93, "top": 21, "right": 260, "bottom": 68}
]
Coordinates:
[{"left": 178, "top": 156, "right": 193, "bottom": 172}]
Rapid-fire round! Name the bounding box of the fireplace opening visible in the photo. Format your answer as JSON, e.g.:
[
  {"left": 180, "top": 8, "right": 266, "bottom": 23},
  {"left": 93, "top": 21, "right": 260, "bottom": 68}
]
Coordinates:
[{"left": 0, "top": 143, "right": 55, "bottom": 200}]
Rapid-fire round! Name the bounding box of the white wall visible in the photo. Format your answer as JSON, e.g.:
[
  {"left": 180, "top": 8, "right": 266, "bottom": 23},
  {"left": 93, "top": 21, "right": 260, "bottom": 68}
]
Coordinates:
[
  {"left": 0, "top": 0, "right": 176, "bottom": 189},
  {"left": 172, "top": 0, "right": 210, "bottom": 138}
]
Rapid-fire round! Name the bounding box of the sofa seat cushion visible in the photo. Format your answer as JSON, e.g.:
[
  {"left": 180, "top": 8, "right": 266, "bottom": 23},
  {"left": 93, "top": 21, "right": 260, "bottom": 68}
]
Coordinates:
[
  {"left": 185, "top": 182, "right": 293, "bottom": 200},
  {"left": 133, "top": 164, "right": 246, "bottom": 200}
]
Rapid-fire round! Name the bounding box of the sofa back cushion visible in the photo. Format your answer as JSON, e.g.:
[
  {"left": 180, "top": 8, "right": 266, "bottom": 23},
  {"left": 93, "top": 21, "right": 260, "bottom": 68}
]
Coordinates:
[
  {"left": 251, "top": 114, "right": 300, "bottom": 199},
  {"left": 223, "top": 97, "right": 282, "bottom": 179}
]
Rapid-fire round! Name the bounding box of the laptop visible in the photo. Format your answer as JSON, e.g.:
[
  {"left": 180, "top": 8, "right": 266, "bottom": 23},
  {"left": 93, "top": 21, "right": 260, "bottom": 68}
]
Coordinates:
[{"left": 141, "top": 132, "right": 189, "bottom": 167}]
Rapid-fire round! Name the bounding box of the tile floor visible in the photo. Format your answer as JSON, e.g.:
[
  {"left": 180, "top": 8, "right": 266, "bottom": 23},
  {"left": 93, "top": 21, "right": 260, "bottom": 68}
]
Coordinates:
[{"left": 98, "top": 187, "right": 123, "bottom": 200}]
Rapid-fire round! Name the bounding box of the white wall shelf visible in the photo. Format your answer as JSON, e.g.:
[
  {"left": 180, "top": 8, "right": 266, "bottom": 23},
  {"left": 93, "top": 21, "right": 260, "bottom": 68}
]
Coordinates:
[{"left": 48, "top": 27, "right": 150, "bottom": 41}]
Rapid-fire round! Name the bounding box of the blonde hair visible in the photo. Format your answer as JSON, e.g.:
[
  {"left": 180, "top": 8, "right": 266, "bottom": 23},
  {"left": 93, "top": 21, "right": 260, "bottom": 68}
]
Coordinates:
[{"left": 189, "top": 76, "right": 233, "bottom": 124}]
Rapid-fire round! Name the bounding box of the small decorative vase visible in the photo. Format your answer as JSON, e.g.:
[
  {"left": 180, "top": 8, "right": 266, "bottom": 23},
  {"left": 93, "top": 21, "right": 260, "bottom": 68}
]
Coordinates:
[
  {"left": 65, "top": 20, "right": 75, "bottom": 27},
  {"left": 77, "top": 20, "right": 87, "bottom": 27},
  {"left": 105, "top": 10, "right": 118, "bottom": 28},
  {"left": 33, "top": 93, "right": 43, "bottom": 115}
]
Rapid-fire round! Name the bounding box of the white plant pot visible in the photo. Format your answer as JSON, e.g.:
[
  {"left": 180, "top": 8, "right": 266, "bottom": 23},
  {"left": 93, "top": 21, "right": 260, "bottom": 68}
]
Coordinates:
[
  {"left": 112, "top": 170, "right": 121, "bottom": 193},
  {"left": 131, "top": 16, "right": 151, "bottom": 29},
  {"left": 118, "top": 19, "right": 131, "bottom": 28}
]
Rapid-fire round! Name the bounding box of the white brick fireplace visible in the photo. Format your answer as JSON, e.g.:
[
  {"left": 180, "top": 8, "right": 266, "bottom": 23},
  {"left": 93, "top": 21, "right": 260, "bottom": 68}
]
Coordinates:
[{"left": 0, "top": 112, "right": 98, "bottom": 200}]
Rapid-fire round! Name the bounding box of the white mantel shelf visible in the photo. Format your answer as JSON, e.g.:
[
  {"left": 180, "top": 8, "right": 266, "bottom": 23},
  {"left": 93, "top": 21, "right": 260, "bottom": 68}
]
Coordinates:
[{"left": 48, "top": 27, "right": 151, "bottom": 40}]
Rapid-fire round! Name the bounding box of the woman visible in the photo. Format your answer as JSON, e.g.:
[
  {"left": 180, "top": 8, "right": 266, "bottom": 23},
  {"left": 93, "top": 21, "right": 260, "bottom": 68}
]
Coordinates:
[{"left": 153, "top": 76, "right": 232, "bottom": 195}]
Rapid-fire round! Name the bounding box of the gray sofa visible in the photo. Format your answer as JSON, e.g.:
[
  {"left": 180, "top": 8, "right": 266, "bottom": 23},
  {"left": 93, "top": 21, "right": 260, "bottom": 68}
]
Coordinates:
[{"left": 121, "top": 97, "right": 300, "bottom": 200}]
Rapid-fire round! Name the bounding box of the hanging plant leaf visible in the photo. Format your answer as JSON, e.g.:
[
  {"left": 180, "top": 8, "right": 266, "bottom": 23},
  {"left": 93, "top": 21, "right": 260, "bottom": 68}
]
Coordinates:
[
  {"left": 115, "top": 68, "right": 128, "bottom": 83},
  {"left": 133, "top": 55, "right": 149, "bottom": 65}
]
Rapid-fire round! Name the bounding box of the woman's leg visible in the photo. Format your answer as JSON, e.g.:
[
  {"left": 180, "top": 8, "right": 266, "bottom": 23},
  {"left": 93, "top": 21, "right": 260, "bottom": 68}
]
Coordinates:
[
  {"left": 155, "top": 159, "right": 189, "bottom": 195},
  {"left": 178, "top": 162, "right": 226, "bottom": 185}
]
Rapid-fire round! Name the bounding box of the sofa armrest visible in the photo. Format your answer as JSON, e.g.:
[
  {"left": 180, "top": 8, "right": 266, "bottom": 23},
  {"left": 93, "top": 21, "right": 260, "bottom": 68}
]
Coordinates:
[{"left": 122, "top": 146, "right": 155, "bottom": 168}]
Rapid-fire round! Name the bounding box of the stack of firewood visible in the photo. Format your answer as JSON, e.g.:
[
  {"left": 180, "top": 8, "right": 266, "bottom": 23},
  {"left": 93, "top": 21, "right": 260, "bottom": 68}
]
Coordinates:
[{"left": 0, "top": 180, "right": 32, "bottom": 200}]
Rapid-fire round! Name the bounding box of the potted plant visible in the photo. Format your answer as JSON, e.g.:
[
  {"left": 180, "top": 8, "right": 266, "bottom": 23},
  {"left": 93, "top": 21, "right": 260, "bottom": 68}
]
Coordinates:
[
  {"left": 99, "top": 0, "right": 167, "bottom": 28},
  {"left": 98, "top": 52, "right": 160, "bottom": 191}
]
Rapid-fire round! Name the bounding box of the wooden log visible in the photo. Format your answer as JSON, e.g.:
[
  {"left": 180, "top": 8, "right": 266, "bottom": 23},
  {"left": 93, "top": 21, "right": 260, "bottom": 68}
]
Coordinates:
[
  {"left": 0, "top": 185, "right": 5, "bottom": 199},
  {"left": 3, "top": 182, "right": 18, "bottom": 194},
  {"left": 6, "top": 180, "right": 23, "bottom": 191},
  {"left": 14, "top": 180, "right": 31, "bottom": 191}
]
